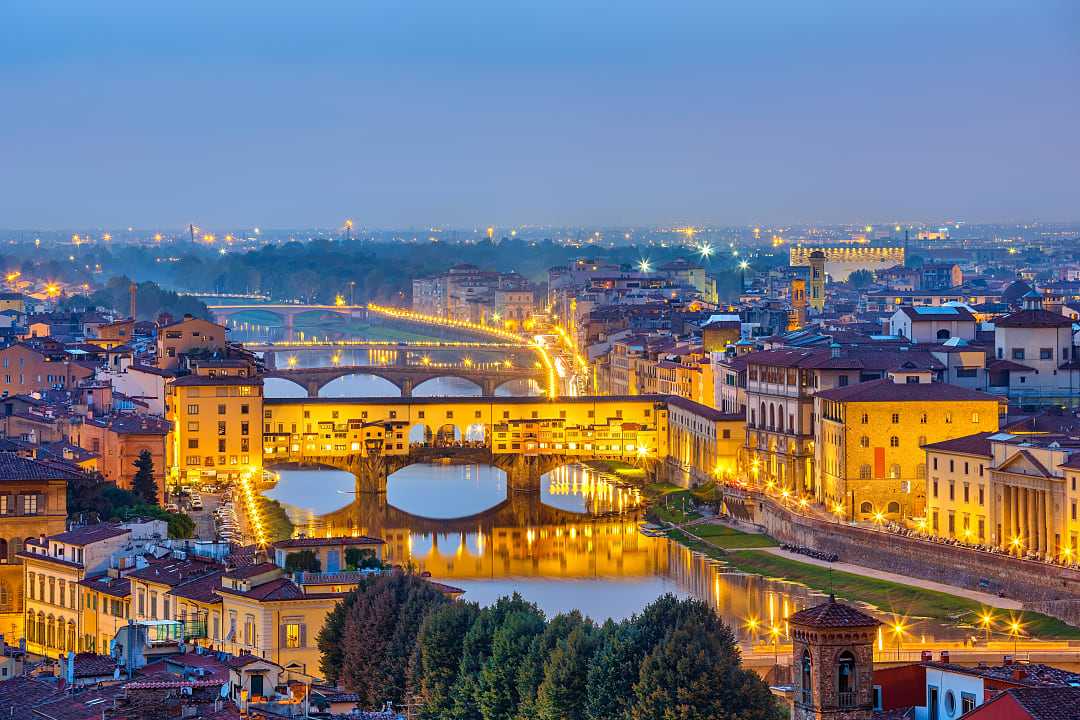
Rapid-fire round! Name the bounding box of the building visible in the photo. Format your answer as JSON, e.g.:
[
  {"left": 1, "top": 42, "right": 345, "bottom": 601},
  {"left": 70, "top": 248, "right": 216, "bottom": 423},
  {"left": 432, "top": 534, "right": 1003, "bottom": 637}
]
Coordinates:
[
  {"left": 0, "top": 343, "right": 93, "bottom": 397},
  {"left": 21, "top": 524, "right": 134, "bottom": 658},
  {"left": 663, "top": 396, "right": 743, "bottom": 486},
  {"left": 85, "top": 319, "right": 134, "bottom": 350},
  {"left": 991, "top": 292, "right": 1079, "bottom": 407},
  {"left": 0, "top": 455, "right": 78, "bottom": 643},
  {"left": 789, "top": 596, "right": 879, "bottom": 720},
  {"left": 926, "top": 424, "right": 1080, "bottom": 559},
  {"left": 156, "top": 315, "right": 228, "bottom": 370},
  {"left": 960, "top": 686, "right": 1080, "bottom": 720},
  {"left": 791, "top": 245, "right": 905, "bottom": 283},
  {"left": 888, "top": 305, "right": 976, "bottom": 344},
  {"left": 71, "top": 414, "right": 170, "bottom": 497},
  {"left": 919, "top": 263, "right": 963, "bottom": 290},
  {"left": 808, "top": 251, "right": 826, "bottom": 312},
  {"left": 165, "top": 374, "right": 264, "bottom": 486},
  {"left": 814, "top": 378, "right": 1002, "bottom": 520},
  {"left": 272, "top": 536, "right": 385, "bottom": 573},
  {"left": 744, "top": 346, "right": 945, "bottom": 495}
]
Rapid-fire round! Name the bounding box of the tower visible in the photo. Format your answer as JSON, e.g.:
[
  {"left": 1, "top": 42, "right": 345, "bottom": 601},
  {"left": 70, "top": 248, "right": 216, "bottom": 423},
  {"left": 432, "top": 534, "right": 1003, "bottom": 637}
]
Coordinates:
[
  {"left": 808, "top": 250, "right": 826, "bottom": 313},
  {"left": 129, "top": 281, "right": 137, "bottom": 320},
  {"left": 788, "top": 278, "right": 807, "bottom": 330},
  {"left": 790, "top": 597, "right": 879, "bottom": 720}
]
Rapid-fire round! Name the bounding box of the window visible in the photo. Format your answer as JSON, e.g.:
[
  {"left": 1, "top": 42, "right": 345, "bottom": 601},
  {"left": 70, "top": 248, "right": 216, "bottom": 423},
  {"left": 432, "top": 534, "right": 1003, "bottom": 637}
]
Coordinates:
[
  {"left": 187, "top": 404, "right": 199, "bottom": 415},
  {"left": 1012, "top": 348, "right": 1025, "bottom": 361},
  {"left": 860, "top": 413, "right": 869, "bottom": 424},
  {"left": 944, "top": 412, "right": 952, "bottom": 424},
  {"left": 890, "top": 436, "right": 899, "bottom": 447},
  {"left": 1040, "top": 348, "right": 1053, "bottom": 360},
  {"left": 961, "top": 692, "right": 976, "bottom": 714},
  {"left": 889, "top": 464, "right": 901, "bottom": 479},
  {"left": 859, "top": 464, "right": 871, "bottom": 480},
  {"left": 801, "top": 650, "right": 813, "bottom": 706},
  {"left": 891, "top": 413, "right": 900, "bottom": 424},
  {"left": 23, "top": 495, "right": 38, "bottom": 514},
  {"left": 838, "top": 375, "right": 849, "bottom": 387},
  {"left": 956, "top": 367, "right": 977, "bottom": 378},
  {"left": 283, "top": 622, "right": 304, "bottom": 648},
  {"left": 859, "top": 436, "right": 869, "bottom": 448},
  {"left": 837, "top": 651, "right": 856, "bottom": 708}
]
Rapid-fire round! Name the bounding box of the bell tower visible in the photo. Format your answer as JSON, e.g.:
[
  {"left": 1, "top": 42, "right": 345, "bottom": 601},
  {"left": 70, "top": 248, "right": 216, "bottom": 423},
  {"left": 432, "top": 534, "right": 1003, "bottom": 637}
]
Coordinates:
[
  {"left": 790, "top": 596, "right": 879, "bottom": 720},
  {"left": 808, "top": 250, "right": 827, "bottom": 312}
]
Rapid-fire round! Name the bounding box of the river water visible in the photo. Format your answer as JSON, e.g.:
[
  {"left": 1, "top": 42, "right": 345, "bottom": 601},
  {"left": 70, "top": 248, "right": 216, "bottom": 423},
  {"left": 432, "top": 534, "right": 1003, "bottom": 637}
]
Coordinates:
[{"left": 251, "top": 324, "right": 974, "bottom": 643}]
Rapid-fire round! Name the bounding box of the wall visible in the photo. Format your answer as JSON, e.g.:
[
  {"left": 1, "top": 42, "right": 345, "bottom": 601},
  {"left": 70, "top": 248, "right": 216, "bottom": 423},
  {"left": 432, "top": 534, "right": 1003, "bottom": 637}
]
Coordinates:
[{"left": 755, "top": 496, "right": 1080, "bottom": 606}]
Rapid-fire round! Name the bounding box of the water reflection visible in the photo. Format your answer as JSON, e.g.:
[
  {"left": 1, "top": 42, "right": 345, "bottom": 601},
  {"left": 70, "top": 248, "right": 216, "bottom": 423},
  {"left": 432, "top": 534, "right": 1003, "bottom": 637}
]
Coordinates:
[{"left": 264, "top": 465, "right": 977, "bottom": 634}]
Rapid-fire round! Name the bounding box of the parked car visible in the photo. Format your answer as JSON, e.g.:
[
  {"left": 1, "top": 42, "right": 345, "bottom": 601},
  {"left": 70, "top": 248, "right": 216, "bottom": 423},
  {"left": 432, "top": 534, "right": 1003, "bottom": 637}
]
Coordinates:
[
  {"left": 164, "top": 503, "right": 179, "bottom": 513},
  {"left": 190, "top": 498, "right": 204, "bottom": 510}
]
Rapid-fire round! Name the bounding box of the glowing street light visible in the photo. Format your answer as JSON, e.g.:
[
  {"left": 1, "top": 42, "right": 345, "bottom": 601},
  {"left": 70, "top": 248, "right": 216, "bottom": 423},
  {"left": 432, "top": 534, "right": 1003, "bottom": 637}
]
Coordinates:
[
  {"left": 637, "top": 258, "right": 652, "bottom": 273},
  {"left": 744, "top": 616, "right": 760, "bottom": 644},
  {"left": 978, "top": 610, "right": 995, "bottom": 641},
  {"left": 889, "top": 619, "right": 907, "bottom": 659},
  {"left": 335, "top": 294, "right": 346, "bottom": 307},
  {"left": 1007, "top": 616, "right": 1025, "bottom": 654},
  {"left": 698, "top": 242, "right": 714, "bottom": 260}
]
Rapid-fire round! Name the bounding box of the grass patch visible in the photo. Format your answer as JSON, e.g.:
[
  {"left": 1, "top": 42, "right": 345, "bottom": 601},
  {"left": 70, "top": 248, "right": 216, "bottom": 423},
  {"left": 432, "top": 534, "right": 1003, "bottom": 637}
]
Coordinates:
[
  {"left": 582, "top": 459, "right": 647, "bottom": 480},
  {"left": 643, "top": 482, "right": 685, "bottom": 498},
  {"left": 652, "top": 491, "right": 702, "bottom": 524},
  {"left": 667, "top": 529, "right": 726, "bottom": 560},
  {"left": 723, "top": 550, "right": 1080, "bottom": 639},
  {"left": 687, "top": 524, "right": 778, "bottom": 548}
]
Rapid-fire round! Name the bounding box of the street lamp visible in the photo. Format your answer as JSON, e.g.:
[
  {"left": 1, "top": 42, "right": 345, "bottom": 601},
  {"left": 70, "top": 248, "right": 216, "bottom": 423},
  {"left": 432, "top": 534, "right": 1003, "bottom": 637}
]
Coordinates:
[
  {"left": 1008, "top": 617, "right": 1025, "bottom": 655},
  {"left": 769, "top": 625, "right": 782, "bottom": 671},
  {"left": 738, "top": 260, "right": 750, "bottom": 291},
  {"left": 890, "top": 619, "right": 907, "bottom": 660},
  {"left": 637, "top": 258, "right": 652, "bottom": 273},
  {"left": 744, "top": 616, "right": 760, "bottom": 645},
  {"left": 978, "top": 610, "right": 995, "bottom": 642}
]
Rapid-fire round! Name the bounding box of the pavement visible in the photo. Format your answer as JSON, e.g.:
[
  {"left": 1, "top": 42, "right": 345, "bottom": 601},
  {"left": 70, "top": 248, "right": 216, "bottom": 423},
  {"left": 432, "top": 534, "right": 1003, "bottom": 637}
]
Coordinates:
[
  {"left": 757, "top": 547, "right": 1022, "bottom": 610},
  {"left": 188, "top": 493, "right": 221, "bottom": 541}
]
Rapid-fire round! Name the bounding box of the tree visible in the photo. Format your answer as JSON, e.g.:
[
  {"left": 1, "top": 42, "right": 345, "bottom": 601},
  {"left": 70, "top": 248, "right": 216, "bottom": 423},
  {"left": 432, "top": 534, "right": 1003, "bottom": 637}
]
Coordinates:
[
  {"left": 346, "top": 547, "right": 382, "bottom": 570},
  {"left": 317, "top": 589, "right": 356, "bottom": 685},
  {"left": 515, "top": 611, "right": 589, "bottom": 719},
  {"left": 337, "top": 572, "right": 449, "bottom": 708},
  {"left": 284, "top": 550, "right": 321, "bottom": 573},
  {"left": 847, "top": 269, "right": 874, "bottom": 289},
  {"left": 477, "top": 608, "right": 546, "bottom": 720},
  {"left": 409, "top": 601, "right": 481, "bottom": 720},
  {"left": 585, "top": 621, "right": 643, "bottom": 720},
  {"left": 630, "top": 624, "right": 781, "bottom": 720},
  {"left": 536, "top": 624, "right": 599, "bottom": 720},
  {"left": 132, "top": 450, "right": 157, "bottom": 505}
]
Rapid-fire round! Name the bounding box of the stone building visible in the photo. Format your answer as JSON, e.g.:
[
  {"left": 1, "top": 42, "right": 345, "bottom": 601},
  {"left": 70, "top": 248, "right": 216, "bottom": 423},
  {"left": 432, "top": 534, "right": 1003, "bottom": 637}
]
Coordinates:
[{"left": 790, "top": 596, "right": 879, "bottom": 720}]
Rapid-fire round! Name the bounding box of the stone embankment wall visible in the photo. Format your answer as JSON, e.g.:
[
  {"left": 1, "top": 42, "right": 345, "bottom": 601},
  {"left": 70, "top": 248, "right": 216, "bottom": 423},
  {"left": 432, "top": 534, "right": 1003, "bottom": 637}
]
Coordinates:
[{"left": 748, "top": 495, "right": 1080, "bottom": 614}]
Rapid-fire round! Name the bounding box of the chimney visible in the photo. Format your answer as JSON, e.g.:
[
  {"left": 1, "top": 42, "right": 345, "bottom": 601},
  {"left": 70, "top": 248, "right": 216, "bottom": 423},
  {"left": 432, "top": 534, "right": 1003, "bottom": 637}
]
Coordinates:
[
  {"left": 1012, "top": 668, "right": 1028, "bottom": 681},
  {"left": 940, "top": 651, "right": 950, "bottom": 663},
  {"left": 129, "top": 282, "right": 137, "bottom": 320}
]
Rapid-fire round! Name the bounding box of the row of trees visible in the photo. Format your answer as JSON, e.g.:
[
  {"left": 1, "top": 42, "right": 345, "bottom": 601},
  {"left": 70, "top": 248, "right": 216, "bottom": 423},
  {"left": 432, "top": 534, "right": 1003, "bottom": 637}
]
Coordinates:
[
  {"left": 317, "top": 572, "right": 781, "bottom": 720},
  {"left": 67, "top": 452, "right": 195, "bottom": 539}
]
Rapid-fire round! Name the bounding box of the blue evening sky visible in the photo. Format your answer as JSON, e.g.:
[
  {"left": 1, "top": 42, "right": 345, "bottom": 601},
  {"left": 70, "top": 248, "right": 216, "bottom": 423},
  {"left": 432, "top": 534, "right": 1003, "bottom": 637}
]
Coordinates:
[{"left": 1, "top": 1, "right": 1077, "bottom": 228}]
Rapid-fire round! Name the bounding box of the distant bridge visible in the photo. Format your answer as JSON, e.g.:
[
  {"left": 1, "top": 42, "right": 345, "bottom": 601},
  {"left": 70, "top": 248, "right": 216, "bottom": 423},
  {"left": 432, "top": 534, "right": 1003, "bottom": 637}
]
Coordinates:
[
  {"left": 263, "top": 365, "right": 546, "bottom": 398},
  {"left": 208, "top": 304, "right": 366, "bottom": 332},
  {"left": 241, "top": 340, "right": 527, "bottom": 352}
]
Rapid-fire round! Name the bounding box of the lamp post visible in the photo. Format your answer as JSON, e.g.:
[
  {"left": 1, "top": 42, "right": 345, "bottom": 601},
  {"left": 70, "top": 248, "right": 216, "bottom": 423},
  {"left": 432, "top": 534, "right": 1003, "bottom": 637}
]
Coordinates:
[{"left": 738, "top": 261, "right": 749, "bottom": 292}]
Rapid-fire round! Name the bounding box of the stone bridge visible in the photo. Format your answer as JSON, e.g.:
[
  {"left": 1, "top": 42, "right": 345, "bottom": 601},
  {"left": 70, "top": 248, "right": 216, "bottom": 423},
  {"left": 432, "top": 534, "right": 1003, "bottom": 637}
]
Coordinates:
[
  {"left": 208, "top": 304, "right": 366, "bottom": 333},
  {"left": 290, "top": 445, "right": 577, "bottom": 493},
  {"left": 317, "top": 490, "right": 594, "bottom": 536},
  {"left": 263, "top": 365, "right": 546, "bottom": 397}
]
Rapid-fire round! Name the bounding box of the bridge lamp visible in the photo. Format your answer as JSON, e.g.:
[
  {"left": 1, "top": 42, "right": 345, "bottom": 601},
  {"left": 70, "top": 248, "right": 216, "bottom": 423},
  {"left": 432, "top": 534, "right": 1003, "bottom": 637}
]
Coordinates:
[
  {"left": 287, "top": 356, "right": 297, "bottom": 368},
  {"left": 636, "top": 445, "right": 649, "bottom": 458}
]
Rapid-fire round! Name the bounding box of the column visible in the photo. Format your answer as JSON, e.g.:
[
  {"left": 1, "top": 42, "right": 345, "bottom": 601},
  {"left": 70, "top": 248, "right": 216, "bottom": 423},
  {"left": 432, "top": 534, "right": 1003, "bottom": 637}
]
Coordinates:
[
  {"left": 1000, "top": 486, "right": 1008, "bottom": 548},
  {"left": 1027, "top": 489, "right": 1037, "bottom": 555},
  {"left": 1044, "top": 490, "right": 1055, "bottom": 557},
  {"left": 1019, "top": 489, "right": 1028, "bottom": 554}
]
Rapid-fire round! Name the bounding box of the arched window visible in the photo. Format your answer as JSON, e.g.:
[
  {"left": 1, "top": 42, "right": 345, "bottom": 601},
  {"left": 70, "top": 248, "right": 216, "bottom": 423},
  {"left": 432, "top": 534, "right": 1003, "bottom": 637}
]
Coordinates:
[
  {"left": 887, "top": 501, "right": 901, "bottom": 514},
  {"left": 769, "top": 404, "right": 776, "bottom": 430},
  {"left": 760, "top": 403, "right": 766, "bottom": 428},
  {"left": 0, "top": 580, "right": 11, "bottom": 612},
  {"left": 936, "top": 329, "right": 951, "bottom": 340},
  {"left": 837, "top": 651, "right": 856, "bottom": 707},
  {"left": 860, "top": 501, "right": 873, "bottom": 514},
  {"left": 860, "top": 413, "right": 869, "bottom": 424},
  {"left": 0, "top": 538, "right": 7, "bottom": 563},
  {"left": 801, "top": 649, "right": 813, "bottom": 705},
  {"left": 859, "top": 436, "right": 870, "bottom": 448}
]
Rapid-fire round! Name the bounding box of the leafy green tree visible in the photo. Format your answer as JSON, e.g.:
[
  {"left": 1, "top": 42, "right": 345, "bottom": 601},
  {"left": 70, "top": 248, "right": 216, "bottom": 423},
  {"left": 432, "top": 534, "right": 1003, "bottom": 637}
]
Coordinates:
[
  {"left": 338, "top": 572, "right": 449, "bottom": 707},
  {"left": 132, "top": 450, "right": 158, "bottom": 505},
  {"left": 409, "top": 601, "right": 481, "bottom": 720},
  {"left": 317, "top": 589, "right": 356, "bottom": 685},
  {"left": 346, "top": 547, "right": 382, "bottom": 570},
  {"left": 451, "top": 594, "right": 542, "bottom": 720},
  {"left": 585, "top": 621, "right": 642, "bottom": 720},
  {"left": 284, "top": 550, "right": 321, "bottom": 573},
  {"left": 847, "top": 269, "right": 874, "bottom": 288},
  {"left": 535, "top": 624, "right": 599, "bottom": 720},
  {"left": 630, "top": 623, "right": 780, "bottom": 720},
  {"left": 515, "top": 611, "right": 589, "bottom": 719},
  {"left": 477, "top": 608, "right": 546, "bottom": 720}
]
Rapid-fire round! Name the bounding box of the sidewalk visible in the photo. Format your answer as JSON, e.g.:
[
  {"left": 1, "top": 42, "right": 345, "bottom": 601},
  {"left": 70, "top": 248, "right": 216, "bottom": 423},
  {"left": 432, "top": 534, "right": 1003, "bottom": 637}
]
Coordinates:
[{"left": 757, "top": 547, "right": 1022, "bottom": 610}]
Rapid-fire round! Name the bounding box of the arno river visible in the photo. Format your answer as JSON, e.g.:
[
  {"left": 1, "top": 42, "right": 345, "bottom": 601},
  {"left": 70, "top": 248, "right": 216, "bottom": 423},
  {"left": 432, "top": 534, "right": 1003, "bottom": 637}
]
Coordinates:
[{"left": 245, "top": 329, "right": 973, "bottom": 645}]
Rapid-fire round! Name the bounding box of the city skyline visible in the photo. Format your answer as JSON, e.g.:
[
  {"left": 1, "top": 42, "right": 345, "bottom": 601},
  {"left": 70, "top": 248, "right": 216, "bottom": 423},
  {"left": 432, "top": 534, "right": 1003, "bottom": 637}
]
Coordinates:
[{"left": 3, "top": 1, "right": 1078, "bottom": 228}]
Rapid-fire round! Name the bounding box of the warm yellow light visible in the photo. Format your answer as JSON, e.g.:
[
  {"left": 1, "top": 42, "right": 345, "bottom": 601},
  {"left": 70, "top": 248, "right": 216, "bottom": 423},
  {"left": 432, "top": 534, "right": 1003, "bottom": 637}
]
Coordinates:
[
  {"left": 102, "top": 232, "right": 112, "bottom": 242},
  {"left": 203, "top": 233, "right": 215, "bottom": 244},
  {"left": 833, "top": 503, "right": 844, "bottom": 516},
  {"left": 287, "top": 356, "right": 297, "bottom": 367},
  {"left": 153, "top": 233, "right": 163, "bottom": 242},
  {"left": 335, "top": 294, "right": 346, "bottom": 306},
  {"left": 1009, "top": 536, "right": 1023, "bottom": 549},
  {"left": 978, "top": 610, "right": 995, "bottom": 628},
  {"left": 45, "top": 283, "right": 60, "bottom": 297},
  {"left": 744, "top": 616, "right": 760, "bottom": 632},
  {"left": 873, "top": 511, "right": 885, "bottom": 524}
]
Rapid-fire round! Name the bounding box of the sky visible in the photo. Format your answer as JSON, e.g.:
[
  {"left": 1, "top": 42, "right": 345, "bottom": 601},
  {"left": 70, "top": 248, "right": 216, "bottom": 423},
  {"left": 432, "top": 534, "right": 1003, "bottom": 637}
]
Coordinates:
[{"left": 1, "top": 1, "right": 1078, "bottom": 230}]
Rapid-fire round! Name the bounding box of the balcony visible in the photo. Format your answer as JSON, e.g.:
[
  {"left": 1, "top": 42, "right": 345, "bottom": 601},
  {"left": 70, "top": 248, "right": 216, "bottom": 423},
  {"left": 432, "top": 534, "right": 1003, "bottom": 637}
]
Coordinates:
[{"left": 839, "top": 691, "right": 856, "bottom": 708}]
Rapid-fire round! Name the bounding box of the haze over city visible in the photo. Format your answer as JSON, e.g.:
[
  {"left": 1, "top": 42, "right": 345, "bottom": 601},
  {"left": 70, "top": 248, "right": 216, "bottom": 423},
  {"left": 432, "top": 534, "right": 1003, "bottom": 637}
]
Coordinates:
[{"left": 3, "top": 1, "right": 1079, "bottom": 229}]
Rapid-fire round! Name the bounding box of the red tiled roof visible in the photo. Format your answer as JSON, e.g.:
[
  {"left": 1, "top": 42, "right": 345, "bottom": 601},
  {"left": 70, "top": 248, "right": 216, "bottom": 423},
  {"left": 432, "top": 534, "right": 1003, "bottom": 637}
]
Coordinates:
[
  {"left": 223, "top": 562, "right": 278, "bottom": 580},
  {"left": 815, "top": 378, "right": 1000, "bottom": 404},
  {"left": 1003, "top": 686, "right": 1080, "bottom": 718},
  {"left": 789, "top": 597, "right": 879, "bottom": 628},
  {"left": 994, "top": 309, "right": 1074, "bottom": 328},
  {"left": 217, "top": 576, "right": 306, "bottom": 601},
  {"left": 51, "top": 524, "right": 130, "bottom": 545},
  {"left": 0, "top": 454, "right": 87, "bottom": 482},
  {"left": 922, "top": 432, "right": 995, "bottom": 458},
  {"left": 70, "top": 652, "right": 118, "bottom": 678}
]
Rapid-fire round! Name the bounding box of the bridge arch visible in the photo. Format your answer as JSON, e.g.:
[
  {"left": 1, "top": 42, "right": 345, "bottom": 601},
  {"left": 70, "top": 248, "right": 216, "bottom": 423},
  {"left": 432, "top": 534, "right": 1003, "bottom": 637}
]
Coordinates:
[
  {"left": 318, "top": 373, "right": 402, "bottom": 398},
  {"left": 263, "top": 376, "right": 309, "bottom": 399},
  {"left": 493, "top": 377, "right": 543, "bottom": 397},
  {"left": 412, "top": 375, "right": 483, "bottom": 397}
]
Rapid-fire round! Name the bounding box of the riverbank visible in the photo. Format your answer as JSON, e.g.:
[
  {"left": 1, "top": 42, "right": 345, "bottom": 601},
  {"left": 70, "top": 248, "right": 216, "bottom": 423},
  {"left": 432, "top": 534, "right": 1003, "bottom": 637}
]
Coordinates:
[{"left": 652, "top": 510, "right": 1080, "bottom": 640}]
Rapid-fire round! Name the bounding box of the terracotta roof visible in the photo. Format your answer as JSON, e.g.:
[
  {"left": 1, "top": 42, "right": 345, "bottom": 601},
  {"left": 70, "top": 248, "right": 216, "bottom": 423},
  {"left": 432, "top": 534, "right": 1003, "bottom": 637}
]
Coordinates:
[
  {"left": 70, "top": 652, "right": 118, "bottom": 678},
  {"left": 1000, "top": 686, "right": 1080, "bottom": 718},
  {"left": 274, "top": 536, "right": 385, "bottom": 549},
  {"left": 223, "top": 561, "right": 279, "bottom": 580},
  {"left": 663, "top": 395, "right": 743, "bottom": 421},
  {"left": 987, "top": 359, "right": 1036, "bottom": 372},
  {"left": 0, "top": 676, "right": 62, "bottom": 718},
  {"left": 922, "top": 432, "right": 995, "bottom": 458},
  {"left": 815, "top": 378, "right": 1000, "bottom": 404},
  {"left": 169, "top": 572, "right": 225, "bottom": 604},
  {"left": 994, "top": 309, "right": 1074, "bottom": 328},
  {"left": 226, "top": 654, "right": 282, "bottom": 670},
  {"left": 0, "top": 453, "right": 87, "bottom": 482},
  {"left": 217, "top": 576, "right": 308, "bottom": 601},
  {"left": 922, "top": 662, "right": 1080, "bottom": 688},
  {"left": 78, "top": 574, "right": 131, "bottom": 598},
  {"left": 789, "top": 597, "right": 880, "bottom": 628},
  {"left": 51, "top": 524, "right": 131, "bottom": 545},
  {"left": 128, "top": 556, "right": 224, "bottom": 586},
  {"left": 85, "top": 414, "right": 170, "bottom": 435}
]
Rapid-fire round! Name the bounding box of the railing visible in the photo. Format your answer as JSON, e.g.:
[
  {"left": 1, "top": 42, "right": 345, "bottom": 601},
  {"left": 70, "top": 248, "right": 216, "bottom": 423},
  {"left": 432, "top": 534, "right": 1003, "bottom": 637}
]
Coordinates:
[{"left": 838, "top": 691, "right": 856, "bottom": 708}]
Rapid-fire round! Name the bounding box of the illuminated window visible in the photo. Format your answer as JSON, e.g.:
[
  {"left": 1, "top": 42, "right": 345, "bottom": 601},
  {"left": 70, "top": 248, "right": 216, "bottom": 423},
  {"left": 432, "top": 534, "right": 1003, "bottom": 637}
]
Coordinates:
[{"left": 284, "top": 623, "right": 302, "bottom": 648}]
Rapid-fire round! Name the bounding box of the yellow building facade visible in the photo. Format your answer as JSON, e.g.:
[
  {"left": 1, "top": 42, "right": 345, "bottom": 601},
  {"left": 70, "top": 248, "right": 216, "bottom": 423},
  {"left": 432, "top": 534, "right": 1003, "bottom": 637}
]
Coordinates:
[
  {"left": 166, "top": 375, "right": 264, "bottom": 485},
  {"left": 814, "top": 379, "right": 1001, "bottom": 521}
]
